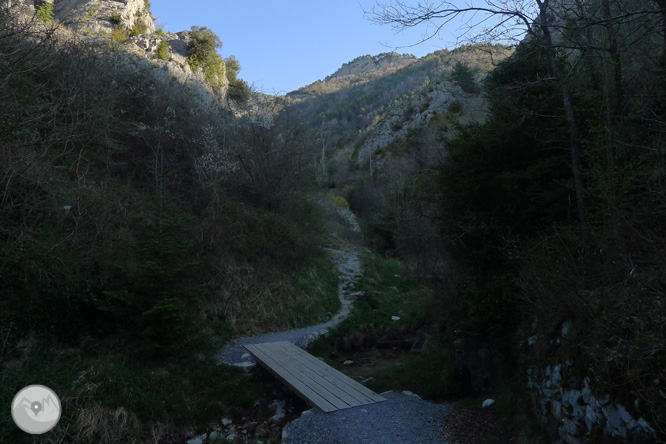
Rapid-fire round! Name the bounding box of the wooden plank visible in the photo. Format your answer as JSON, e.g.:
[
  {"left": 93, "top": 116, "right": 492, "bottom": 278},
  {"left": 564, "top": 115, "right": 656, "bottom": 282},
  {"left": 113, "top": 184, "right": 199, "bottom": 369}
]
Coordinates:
[
  {"left": 252, "top": 342, "right": 353, "bottom": 410},
  {"left": 274, "top": 341, "right": 387, "bottom": 403},
  {"left": 271, "top": 341, "right": 385, "bottom": 404},
  {"left": 244, "top": 343, "right": 338, "bottom": 412},
  {"left": 245, "top": 341, "right": 386, "bottom": 413},
  {"left": 258, "top": 342, "right": 366, "bottom": 408}
]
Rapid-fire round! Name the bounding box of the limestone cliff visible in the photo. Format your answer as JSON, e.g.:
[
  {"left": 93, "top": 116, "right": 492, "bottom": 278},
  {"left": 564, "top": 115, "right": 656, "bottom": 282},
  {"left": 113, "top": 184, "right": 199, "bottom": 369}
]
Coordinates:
[
  {"left": 325, "top": 52, "right": 416, "bottom": 80},
  {"left": 19, "top": 0, "right": 229, "bottom": 106}
]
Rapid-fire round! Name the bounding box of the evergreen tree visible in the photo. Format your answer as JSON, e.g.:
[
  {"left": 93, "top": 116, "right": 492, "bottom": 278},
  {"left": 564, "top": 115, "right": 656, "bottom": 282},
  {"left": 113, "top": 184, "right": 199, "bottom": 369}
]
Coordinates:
[{"left": 450, "top": 62, "right": 478, "bottom": 93}]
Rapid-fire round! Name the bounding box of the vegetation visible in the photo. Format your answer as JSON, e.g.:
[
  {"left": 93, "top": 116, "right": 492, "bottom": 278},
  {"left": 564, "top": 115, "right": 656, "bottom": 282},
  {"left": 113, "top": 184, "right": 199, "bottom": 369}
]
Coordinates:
[
  {"left": 0, "top": 5, "right": 331, "bottom": 441},
  {"left": 450, "top": 62, "right": 478, "bottom": 93},
  {"left": 187, "top": 25, "right": 226, "bottom": 89},
  {"left": 129, "top": 20, "right": 147, "bottom": 37},
  {"left": 225, "top": 55, "right": 250, "bottom": 105},
  {"left": 110, "top": 26, "right": 128, "bottom": 43},
  {"left": 36, "top": 2, "right": 54, "bottom": 23},
  {"left": 109, "top": 11, "right": 121, "bottom": 24},
  {"left": 360, "top": 1, "right": 666, "bottom": 441},
  {"left": 156, "top": 38, "right": 169, "bottom": 60}
]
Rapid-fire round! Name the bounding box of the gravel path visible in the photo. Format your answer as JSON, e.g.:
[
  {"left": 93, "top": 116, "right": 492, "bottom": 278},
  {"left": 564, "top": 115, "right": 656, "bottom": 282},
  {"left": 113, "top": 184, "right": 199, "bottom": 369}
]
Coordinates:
[
  {"left": 216, "top": 247, "right": 361, "bottom": 369},
  {"left": 281, "top": 391, "right": 451, "bottom": 444}
]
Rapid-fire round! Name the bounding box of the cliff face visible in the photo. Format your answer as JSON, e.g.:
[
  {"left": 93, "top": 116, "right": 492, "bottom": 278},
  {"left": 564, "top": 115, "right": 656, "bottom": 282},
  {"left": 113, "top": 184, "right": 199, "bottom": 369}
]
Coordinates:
[
  {"left": 286, "top": 45, "right": 511, "bottom": 172},
  {"left": 325, "top": 52, "right": 417, "bottom": 80},
  {"left": 18, "top": 0, "right": 229, "bottom": 106}
]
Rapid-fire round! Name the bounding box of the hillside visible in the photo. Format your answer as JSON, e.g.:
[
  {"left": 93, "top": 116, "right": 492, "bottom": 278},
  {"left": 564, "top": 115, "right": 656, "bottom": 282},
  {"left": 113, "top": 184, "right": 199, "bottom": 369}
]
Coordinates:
[
  {"left": 2, "top": 1, "right": 666, "bottom": 443},
  {"left": 0, "top": 2, "right": 338, "bottom": 442},
  {"left": 284, "top": 45, "right": 511, "bottom": 171}
]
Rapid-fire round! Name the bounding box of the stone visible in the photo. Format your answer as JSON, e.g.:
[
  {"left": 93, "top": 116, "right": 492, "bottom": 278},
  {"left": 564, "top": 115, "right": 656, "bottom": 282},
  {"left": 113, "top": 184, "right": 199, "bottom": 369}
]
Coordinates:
[
  {"left": 343, "top": 360, "right": 354, "bottom": 365},
  {"left": 561, "top": 417, "right": 579, "bottom": 436},
  {"left": 233, "top": 361, "right": 255, "bottom": 371},
  {"left": 241, "top": 421, "right": 256, "bottom": 432},
  {"left": 602, "top": 404, "right": 625, "bottom": 431},
  {"left": 226, "top": 433, "right": 237, "bottom": 441},
  {"left": 403, "top": 391, "right": 421, "bottom": 399},
  {"left": 186, "top": 433, "right": 206, "bottom": 444},
  {"left": 208, "top": 431, "right": 220, "bottom": 440},
  {"left": 411, "top": 331, "right": 429, "bottom": 353},
  {"left": 551, "top": 399, "right": 563, "bottom": 421},
  {"left": 585, "top": 405, "right": 599, "bottom": 432},
  {"left": 269, "top": 400, "right": 286, "bottom": 422},
  {"left": 391, "top": 316, "right": 400, "bottom": 321},
  {"left": 616, "top": 403, "right": 633, "bottom": 424},
  {"left": 561, "top": 319, "right": 573, "bottom": 337},
  {"left": 254, "top": 423, "right": 270, "bottom": 438},
  {"left": 221, "top": 418, "right": 232, "bottom": 426},
  {"left": 581, "top": 384, "right": 594, "bottom": 405},
  {"left": 481, "top": 398, "right": 495, "bottom": 408}
]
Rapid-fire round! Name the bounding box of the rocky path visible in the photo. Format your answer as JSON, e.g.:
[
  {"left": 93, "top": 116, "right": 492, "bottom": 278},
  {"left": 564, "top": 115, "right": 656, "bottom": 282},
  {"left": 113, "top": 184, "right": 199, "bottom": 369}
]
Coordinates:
[
  {"left": 213, "top": 244, "right": 455, "bottom": 444},
  {"left": 216, "top": 247, "right": 362, "bottom": 369},
  {"left": 282, "top": 391, "right": 450, "bottom": 444}
]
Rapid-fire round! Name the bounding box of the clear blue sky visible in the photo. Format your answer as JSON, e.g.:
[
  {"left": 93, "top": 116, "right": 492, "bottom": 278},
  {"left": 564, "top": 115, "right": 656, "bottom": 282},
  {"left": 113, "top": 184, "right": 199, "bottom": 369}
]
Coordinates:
[{"left": 150, "top": 1, "right": 464, "bottom": 94}]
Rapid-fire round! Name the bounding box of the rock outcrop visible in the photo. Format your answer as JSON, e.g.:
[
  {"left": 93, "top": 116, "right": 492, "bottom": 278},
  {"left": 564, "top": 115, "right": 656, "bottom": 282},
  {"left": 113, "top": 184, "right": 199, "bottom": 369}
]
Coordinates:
[
  {"left": 526, "top": 322, "right": 657, "bottom": 443},
  {"left": 53, "top": 0, "right": 154, "bottom": 36},
  {"left": 326, "top": 52, "right": 416, "bottom": 80},
  {"left": 16, "top": 0, "right": 229, "bottom": 106}
]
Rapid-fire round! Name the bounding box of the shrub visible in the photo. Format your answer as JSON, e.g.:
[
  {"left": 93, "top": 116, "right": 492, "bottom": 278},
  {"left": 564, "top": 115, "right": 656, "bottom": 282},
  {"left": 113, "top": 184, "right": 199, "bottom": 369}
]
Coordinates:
[
  {"left": 448, "top": 99, "right": 463, "bottom": 114},
  {"left": 36, "top": 2, "right": 54, "bottom": 23},
  {"left": 225, "top": 56, "right": 250, "bottom": 104},
  {"left": 451, "top": 62, "right": 478, "bottom": 93},
  {"left": 187, "top": 26, "right": 226, "bottom": 89},
  {"left": 110, "top": 26, "right": 128, "bottom": 43},
  {"left": 129, "top": 20, "right": 147, "bottom": 37},
  {"left": 155, "top": 27, "right": 164, "bottom": 36},
  {"left": 156, "top": 39, "right": 169, "bottom": 61},
  {"left": 109, "top": 11, "right": 121, "bottom": 24},
  {"left": 327, "top": 193, "right": 349, "bottom": 208}
]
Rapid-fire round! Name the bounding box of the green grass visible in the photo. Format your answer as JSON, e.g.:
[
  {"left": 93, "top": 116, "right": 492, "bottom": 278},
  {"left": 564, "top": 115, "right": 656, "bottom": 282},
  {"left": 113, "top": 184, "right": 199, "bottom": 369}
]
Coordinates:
[
  {"left": 307, "top": 252, "right": 464, "bottom": 400},
  {"left": 222, "top": 249, "right": 341, "bottom": 336},
  {"left": 365, "top": 352, "right": 459, "bottom": 400},
  {"left": 0, "top": 347, "right": 268, "bottom": 443},
  {"left": 316, "top": 252, "right": 433, "bottom": 350}
]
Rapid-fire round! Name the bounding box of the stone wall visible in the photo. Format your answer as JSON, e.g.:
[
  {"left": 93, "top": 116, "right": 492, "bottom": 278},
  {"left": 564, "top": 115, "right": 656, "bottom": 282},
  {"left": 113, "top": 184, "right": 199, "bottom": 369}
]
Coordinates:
[{"left": 527, "top": 322, "right": 658, "bottom": 443}]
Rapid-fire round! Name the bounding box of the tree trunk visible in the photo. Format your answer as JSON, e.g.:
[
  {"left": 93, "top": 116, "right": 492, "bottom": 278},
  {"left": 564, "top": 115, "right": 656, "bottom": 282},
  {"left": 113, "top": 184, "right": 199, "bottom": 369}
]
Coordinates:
[
  {"left": 601, "top": 0, "right": 625, "bottom": 117},
  {"left": 538, "top": 0, "right": 589, "bottom": 228},
  {"left": 657, "top": 0, "right": 666, "bottom": 63}
]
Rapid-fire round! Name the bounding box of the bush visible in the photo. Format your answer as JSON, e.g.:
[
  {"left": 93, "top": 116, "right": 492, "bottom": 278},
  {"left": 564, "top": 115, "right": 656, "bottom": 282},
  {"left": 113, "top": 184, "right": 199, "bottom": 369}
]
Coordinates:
[
  {"left": 156, "top": 39, "right": 169, "bottom": 61},
  {"left": 36, "top": 2, "right": 54, "bottom": 23},
  {"left": 451, "top": 62, "right": 478, "bottom": 93},
  {"left": 155, "top": 27, "right": 164, "bottom": 36},
  {"left": 448, "top": 99, "right": 463, "bottom": 114},
  {"left": 187, "top": 26, "right": 226, "bottom": 89},
  {"left": 109, "top": 11, "right": 121, "bottom": 24},
  {"left": 110, "top": 26, "right": 128, "bottom": 43},
  {"left": 129, "top": 20, "right": 147, "bottom": 37}
]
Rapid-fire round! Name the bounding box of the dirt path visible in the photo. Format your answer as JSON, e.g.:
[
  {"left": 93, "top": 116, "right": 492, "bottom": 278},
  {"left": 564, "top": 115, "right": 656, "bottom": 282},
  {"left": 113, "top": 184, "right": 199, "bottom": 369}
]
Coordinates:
[{"left": 216, "top": 246, "right": 361, "bottom": 369}]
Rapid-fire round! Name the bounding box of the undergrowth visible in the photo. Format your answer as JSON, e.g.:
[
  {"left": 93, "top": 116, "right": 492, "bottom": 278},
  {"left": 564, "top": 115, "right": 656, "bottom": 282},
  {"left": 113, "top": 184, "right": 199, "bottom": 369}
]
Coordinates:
[{"left": 0, "top": 346, "right": 268, "bottom": 443}]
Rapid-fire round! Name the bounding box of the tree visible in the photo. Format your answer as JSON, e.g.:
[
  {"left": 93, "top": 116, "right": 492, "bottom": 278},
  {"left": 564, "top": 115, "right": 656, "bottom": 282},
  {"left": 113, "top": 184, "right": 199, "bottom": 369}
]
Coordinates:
[
  {"left": 225, "top": 55, "right": 250, "bottom": 105},
  {"left": 368, "top": 0, "right": 666, "bottom": 230},
  {"left": 450, "top": 61, "right": 478, "bottom": 93},
  {"left": 187, "top": 26, "right": 225, "bottom": 89}
]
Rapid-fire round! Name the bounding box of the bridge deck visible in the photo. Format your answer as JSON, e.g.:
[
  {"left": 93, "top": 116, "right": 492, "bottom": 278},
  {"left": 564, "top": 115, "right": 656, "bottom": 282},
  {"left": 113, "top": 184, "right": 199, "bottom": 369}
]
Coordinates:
[{"left": 244, "top": 341, "right": 386, "bottom": 413}]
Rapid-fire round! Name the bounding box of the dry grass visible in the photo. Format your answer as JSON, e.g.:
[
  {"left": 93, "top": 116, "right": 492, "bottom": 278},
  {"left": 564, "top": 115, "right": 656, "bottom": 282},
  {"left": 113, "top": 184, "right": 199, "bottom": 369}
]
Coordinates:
[{"left": 76, "top": 403, "right": 141, "bottom": 444}]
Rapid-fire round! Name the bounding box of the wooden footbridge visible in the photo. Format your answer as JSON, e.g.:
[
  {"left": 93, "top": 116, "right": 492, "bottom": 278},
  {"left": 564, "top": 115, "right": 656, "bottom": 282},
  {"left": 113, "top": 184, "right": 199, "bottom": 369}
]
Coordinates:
[{"left": 244, "top": 341, "right": 386, "bottom": 413}]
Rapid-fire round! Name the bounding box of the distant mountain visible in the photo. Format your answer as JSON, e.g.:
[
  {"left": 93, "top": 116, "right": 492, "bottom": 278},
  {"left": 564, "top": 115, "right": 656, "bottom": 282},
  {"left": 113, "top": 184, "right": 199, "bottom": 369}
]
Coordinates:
[{"left": 284, "top": 44, "right": 512, "bottom": 169}]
